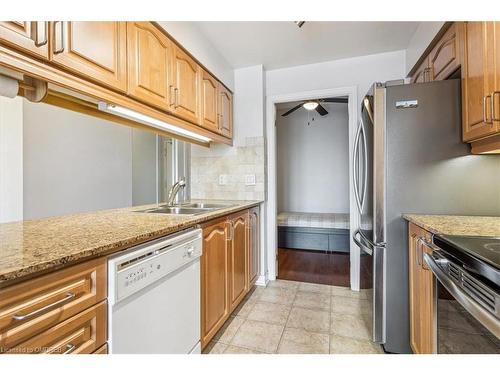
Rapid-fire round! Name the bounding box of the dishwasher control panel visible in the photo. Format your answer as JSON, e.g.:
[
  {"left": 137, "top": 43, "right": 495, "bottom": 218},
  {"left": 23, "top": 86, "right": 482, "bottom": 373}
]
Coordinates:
[{"left": 108, "top": 229, "right": 202, "bottom": 304}]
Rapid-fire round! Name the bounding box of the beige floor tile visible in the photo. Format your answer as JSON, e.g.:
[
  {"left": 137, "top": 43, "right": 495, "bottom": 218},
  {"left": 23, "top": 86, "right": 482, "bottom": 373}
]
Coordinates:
[
  {"left": 231, "top": 298, "right": 256, "bottom": 318},
  {"left": 330, "top": 313, "right": 372, "bottom": 340},
  {"left": 331, "top": 286, "right": 370, "bottom": 300},
  {"left": 331, "top": 295, "right": 370, "bottom": 315},
  {"left": 246, "top": 286, "right": 265, "bottom": 302},
  {"left": 203, "top": 341, "right": 228, "bottom": 354},
  {"left": 278, "top": 328, "right": 329, "bottom": 354},
  {"left": 294, "top": 291, "right": 331, "bottom": 310},
  {"left": 287, "top": 306, "right": 330, "bottom": 333},
  {"left": 213, "top": 316, "right": 245, "bottom": 344},
  {"left": 259, "top": 286, "right": 297, "bottom": 305},
  {"left": 298, "top": 282, "right": 332, "bottom": 295},
  {"left": 224, "top": 345, "right": 266, "bottom": 354},
  {"left": 247, "top": 301, "right": 291, "bottom": 325},
  {"left": 329, "top": 334, "right": 383, "bottom": 354},
  {"left": 438, "top": 329, "right": 499, "bottom": 354},
  {"left": 268, "top": 279, "right": 300, "bottom": 290},
  {"left": 231, "top": 320, "right": 284, "bottom": 353}
]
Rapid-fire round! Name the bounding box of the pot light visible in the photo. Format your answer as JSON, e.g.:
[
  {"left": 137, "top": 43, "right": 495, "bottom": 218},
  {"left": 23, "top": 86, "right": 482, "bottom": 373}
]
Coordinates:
[
  {"left": 98, "top": 102, "right": 212, "bottom": 143},
  {"left": 302, "top": 101, "right": 319, "bottom": 111}
]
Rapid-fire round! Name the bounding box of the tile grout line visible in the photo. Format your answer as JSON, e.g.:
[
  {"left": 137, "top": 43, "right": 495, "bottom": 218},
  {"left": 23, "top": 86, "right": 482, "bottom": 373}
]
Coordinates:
[{"left": 275, "top": 284, "right": 299, "bottom": 354}]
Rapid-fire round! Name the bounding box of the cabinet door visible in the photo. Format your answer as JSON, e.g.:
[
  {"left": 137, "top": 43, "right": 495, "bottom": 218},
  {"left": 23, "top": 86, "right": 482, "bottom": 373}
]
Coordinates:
[
  {"left": 229, "top": 212, "right": 248, "bottom": 310},
  {"left": 428, "top": 23, "right": 460, "bottom": 81},
  {"left": 462, "top": 22, "right": 498, "bottom": 141},
  {"left": 217, "top": 83, "right": 233, "bottom": 138},
  {"left": 0, "top": 21, "right": 49, "bottom": 59},
  {"left": 411, "top": 57, "right": 430, "bottom": 83},
  {"left": 50, "top": 22, "right": 127, "bottom": 92},
  {"left": 200, "top": 69, "right": 219, "bottom": 133},
  {"left": 408, "top": 223, "right": 435, "bottom": 354},
  {"left": 127, "top": 22, "right": 173, "bottom": 109},
  {"left": 172, "top": 45, "right": 201, "bottom": 124},
  {"left": 248, "top": 207, "right": 260, "bottom": 286},
  {"left": 201, "top": 220, "right": 230, "bottom": 348}
]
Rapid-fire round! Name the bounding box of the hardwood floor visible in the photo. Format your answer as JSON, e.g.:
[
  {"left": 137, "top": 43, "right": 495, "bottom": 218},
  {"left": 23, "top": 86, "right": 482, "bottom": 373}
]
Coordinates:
[{"left": 278, "top": 248, "right": 372, "bottom": 289}]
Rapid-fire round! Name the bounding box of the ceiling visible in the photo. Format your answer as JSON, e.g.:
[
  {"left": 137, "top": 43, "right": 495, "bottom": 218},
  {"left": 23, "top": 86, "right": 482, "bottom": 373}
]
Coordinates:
[{"left": 196, "top": 21, "right": 419, "bottom": 70}]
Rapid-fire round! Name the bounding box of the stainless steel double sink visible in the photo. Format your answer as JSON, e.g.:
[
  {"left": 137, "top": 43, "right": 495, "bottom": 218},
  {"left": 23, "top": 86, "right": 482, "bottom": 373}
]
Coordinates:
[{"left": 136, "top": 202, "right": 235, "bottom": 216}]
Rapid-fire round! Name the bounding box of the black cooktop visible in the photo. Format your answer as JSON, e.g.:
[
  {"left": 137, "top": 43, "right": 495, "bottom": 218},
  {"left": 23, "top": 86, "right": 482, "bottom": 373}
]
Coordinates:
[{"left": 433, "top": 234, "right": 500, "bottom": 287}]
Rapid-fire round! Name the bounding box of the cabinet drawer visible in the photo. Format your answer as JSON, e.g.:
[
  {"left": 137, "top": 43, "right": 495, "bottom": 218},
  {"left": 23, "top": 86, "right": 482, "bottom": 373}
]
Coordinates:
[
  {"left": 0, "top": 258, "right": 106, "bottom": 351},
  {"left": 7, "top": 301, "right": 107, "bottom": 354}
]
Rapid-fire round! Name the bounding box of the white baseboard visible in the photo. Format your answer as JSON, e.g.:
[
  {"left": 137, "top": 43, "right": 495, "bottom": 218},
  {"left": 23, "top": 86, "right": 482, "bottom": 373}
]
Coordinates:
[{"left": 255, "top": 275, "right": 268, "bottom": 287}]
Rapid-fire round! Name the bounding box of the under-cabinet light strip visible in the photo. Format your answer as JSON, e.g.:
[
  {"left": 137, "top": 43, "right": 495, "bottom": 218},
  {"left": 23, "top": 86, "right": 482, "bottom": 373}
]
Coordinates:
[{"left": 98, "top": 101, "right": 212, "bottom": 143}]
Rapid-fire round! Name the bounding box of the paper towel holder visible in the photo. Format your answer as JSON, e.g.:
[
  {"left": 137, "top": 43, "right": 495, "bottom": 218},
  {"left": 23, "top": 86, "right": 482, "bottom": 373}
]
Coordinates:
[{"left": 0, "top": 73, "right": 47, "bottom": 102}]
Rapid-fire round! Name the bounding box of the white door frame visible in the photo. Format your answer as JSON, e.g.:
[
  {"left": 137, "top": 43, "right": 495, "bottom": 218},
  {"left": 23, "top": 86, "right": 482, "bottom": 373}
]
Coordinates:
[{"left": 265, "top": 86, "right": 361, "bottom": 291}]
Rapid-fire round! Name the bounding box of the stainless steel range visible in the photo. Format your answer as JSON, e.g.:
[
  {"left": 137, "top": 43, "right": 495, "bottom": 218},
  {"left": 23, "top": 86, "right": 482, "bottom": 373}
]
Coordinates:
[{"left": 425, "top": 235, "right": 500, "bottom": 353}]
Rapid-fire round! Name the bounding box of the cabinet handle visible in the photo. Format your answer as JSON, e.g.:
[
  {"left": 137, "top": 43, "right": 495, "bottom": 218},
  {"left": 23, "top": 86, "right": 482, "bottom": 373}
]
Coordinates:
[
  {"left": 483, "top": 95, "right": 493, "bottom": 124},
  {"left": 226, "top": 221, "right": 233, "bottom": 241},
  {"left": 415, "top": 238, "right": 423, "bottom": 267},
  {"left": 30, "top": 21, "right": 47, "bottom": 47},
  {"left": 53, "top": 21, "right": 65, "bottom": 54},
  {"left": 169, "top": 85, "right": 175, "bottom": 106},
  {"left": 63, "top": 343, "right": 77, "bottom": 354},
  {"left": 491, "top": 91, "right": 500, "bottom": 122},
  {"left": 12, "top": 292, "right": 76, "bottom": 321}
]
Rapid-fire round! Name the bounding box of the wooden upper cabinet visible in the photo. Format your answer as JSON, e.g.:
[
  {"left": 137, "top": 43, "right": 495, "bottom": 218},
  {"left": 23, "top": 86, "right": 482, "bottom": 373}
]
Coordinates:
[
  {"left": 248, "top": 207, "right": 260, "bottom": 286},
  {"left": 171, "top": 45, "right": 201, "bottom": 124},
  {"left": 428, "top": 23, "right": 460, "bottom": 81},
  {"left": 411, "top": 57, "right": 430, "bottom": 84},
  {"left": 201, "top": 220, "right": 230, "bottom": 348},
  {"left": 408, "top": 223, "right": 436, "bottom": 354},
  {"left": 229, "top": 212, "right": 248, "bottom": 310},
  {"left": 49, "top": 22, "right": 127, "bottom": 92},
  {"left": 0, "top": 22, "right": 49, "bottom": 60},
  {"left": 462, "top": 22, "right": 499, "bottom": 141},
  {"left": 126, "top": 22, "right": 173, "bottom": 109},
  {"left": 218, "top": 83, "right": 233, "bottom": 138},
  {"left": 200, "top": 70, "right": 219, "bottom": 133}
]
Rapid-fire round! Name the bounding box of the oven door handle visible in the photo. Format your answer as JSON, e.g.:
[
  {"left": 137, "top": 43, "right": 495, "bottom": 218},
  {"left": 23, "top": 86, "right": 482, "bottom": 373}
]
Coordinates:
[{"left": 423, "top": 252, "right": 500, "bottom": 339}]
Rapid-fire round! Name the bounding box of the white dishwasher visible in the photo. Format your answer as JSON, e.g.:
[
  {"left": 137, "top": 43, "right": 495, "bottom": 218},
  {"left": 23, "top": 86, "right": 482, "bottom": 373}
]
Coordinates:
[{"left": 108, "top": 228, "right": 202, "bottom": 354}]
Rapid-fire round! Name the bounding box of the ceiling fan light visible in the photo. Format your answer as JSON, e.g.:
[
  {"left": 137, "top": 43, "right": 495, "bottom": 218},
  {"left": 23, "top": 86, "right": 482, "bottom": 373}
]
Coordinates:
[{"left": 303, "top": 101, "right": 319, "bottom": 111}]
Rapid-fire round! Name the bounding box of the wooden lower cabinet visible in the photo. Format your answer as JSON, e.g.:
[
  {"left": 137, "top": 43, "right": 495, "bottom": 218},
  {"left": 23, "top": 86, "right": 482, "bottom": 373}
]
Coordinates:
[
  {"left": 229, "top": 211, "right": 249, "bottom": 310},
  {"left": 201, "top": 207, "right": 259, "bottom": 349},
  {"left": 201, "top": 219, "right": 230, "bottom": 348},
  {"left": 93, "top": 343, "right": 108, "bottom": 354},
  {"left": 408, "top": 223, "right": 436, "bottom": 354},
  {"left": 248, "top": 206, "right": 260, "bottom": 285}
]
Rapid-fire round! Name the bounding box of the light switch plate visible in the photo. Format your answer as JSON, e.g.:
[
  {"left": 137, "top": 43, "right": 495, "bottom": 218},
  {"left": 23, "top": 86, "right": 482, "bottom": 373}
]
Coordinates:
[
  {"left": 218, "top": 174, "right": 227, "bottom": 185},
  {"left": 245, "top": 174, "right": 256, "bottom": 186}
]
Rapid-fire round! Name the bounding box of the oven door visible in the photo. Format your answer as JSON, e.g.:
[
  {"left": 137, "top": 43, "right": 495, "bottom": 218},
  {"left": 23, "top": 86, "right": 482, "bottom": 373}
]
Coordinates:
[{"left": 424, "top": 251, "right": 500, "bottom": 354}]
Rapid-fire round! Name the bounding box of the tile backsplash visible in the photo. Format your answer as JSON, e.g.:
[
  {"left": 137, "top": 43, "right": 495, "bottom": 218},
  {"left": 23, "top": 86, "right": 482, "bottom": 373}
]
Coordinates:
[{"left": 190, "top": 136, "right": 265, "bottom": 201}]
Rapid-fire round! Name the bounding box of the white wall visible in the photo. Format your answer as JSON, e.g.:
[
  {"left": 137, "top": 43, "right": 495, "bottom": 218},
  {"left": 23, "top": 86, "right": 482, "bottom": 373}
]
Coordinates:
[
  {"left": 277, "top": 103, "right": 349, "bottom": 213},
  {"left": 132, "top": 130, "right": 157, "bottom": 206},
  {"left": 23, "top": 101, "right": 133, "bottom": 219},
  {"left": 0, "top": 96, "right": 23, "bottom": 223},
  {"left": 157, "top": 22, "right": 234, "bottom": 90},
  {"left": 266, "top": 50, "right": 406, "bottom": 104},
  {"left": 405, "top": 22, "right": 445, "bottom": 75}
]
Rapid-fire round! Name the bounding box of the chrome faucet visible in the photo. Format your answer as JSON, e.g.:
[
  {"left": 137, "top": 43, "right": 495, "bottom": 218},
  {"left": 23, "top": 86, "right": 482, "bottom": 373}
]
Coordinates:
[{"left": 167, "top": 177, "right": 186, "bottom": 206}]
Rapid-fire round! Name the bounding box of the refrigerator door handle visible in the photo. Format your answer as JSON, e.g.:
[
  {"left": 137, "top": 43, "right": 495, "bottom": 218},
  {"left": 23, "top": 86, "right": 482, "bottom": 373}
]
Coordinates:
[
  {"left": 353, "top": 119, "right": 362, "bottom": 214},
  {"left": 352, "top": 229, "right": 373, "bottom": 255},
  {"left": 360, "top": 117, "right": 368, "bottom": 212}
]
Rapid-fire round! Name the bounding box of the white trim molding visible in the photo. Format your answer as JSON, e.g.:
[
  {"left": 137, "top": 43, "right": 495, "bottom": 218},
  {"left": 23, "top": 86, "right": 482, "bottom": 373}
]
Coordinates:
[{"left": 264, "top": 86, "right": 361, "bottom": 290}]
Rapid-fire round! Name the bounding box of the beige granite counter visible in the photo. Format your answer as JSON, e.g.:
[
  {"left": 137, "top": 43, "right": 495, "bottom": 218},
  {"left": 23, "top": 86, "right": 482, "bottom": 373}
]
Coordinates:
[
  {"left": 0, "top": 200, "right": 262, "bottom": 287},
  {"left": 402, "top": 214, "right": 500, "bottom": 237}
]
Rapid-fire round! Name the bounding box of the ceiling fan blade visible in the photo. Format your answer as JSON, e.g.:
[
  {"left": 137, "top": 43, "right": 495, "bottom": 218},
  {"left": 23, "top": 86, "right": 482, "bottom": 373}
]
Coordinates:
[
  {"left": 281, "top": 103, "right": 304, "bottom": 117},
  {"left": 321, "top": 97, "right": 348, "bottom": 103},
  {"left": 315, "top": 104, "right": 328, "bottom": 116}
]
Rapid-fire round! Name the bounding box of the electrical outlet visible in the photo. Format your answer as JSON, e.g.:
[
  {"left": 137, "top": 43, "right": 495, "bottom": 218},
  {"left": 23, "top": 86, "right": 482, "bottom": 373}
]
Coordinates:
[
  {"left": 245, "top": 174, "right": 256, "bottom": 186},
  {"left": 218, "top": 174, "right": 227, "bottom": 185}
]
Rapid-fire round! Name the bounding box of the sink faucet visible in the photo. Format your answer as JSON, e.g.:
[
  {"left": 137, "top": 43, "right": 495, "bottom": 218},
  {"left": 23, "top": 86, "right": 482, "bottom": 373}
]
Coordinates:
[{"left": 167, "top": 177, "right": 186, "bottom": 206}]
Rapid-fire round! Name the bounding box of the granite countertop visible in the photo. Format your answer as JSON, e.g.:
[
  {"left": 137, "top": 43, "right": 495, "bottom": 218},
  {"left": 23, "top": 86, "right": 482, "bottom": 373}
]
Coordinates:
[
  {"left": 403, "top": 214, "right": 500, "bottom": 237},
  {"left": 0, "top": 200, "right": 262, "bottom": 287}
]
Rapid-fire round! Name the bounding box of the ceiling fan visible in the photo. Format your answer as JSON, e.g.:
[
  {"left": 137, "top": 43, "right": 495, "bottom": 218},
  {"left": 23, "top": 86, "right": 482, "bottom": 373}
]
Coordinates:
[{"left": 281, "top": 97, "right": 348, "bottom": 117}]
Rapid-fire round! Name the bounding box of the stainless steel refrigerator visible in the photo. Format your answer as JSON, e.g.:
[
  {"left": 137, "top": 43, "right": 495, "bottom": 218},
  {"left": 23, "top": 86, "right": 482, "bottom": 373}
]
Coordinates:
[{"left": 352, "top": 79, "right": 500, "bottom": 353}]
